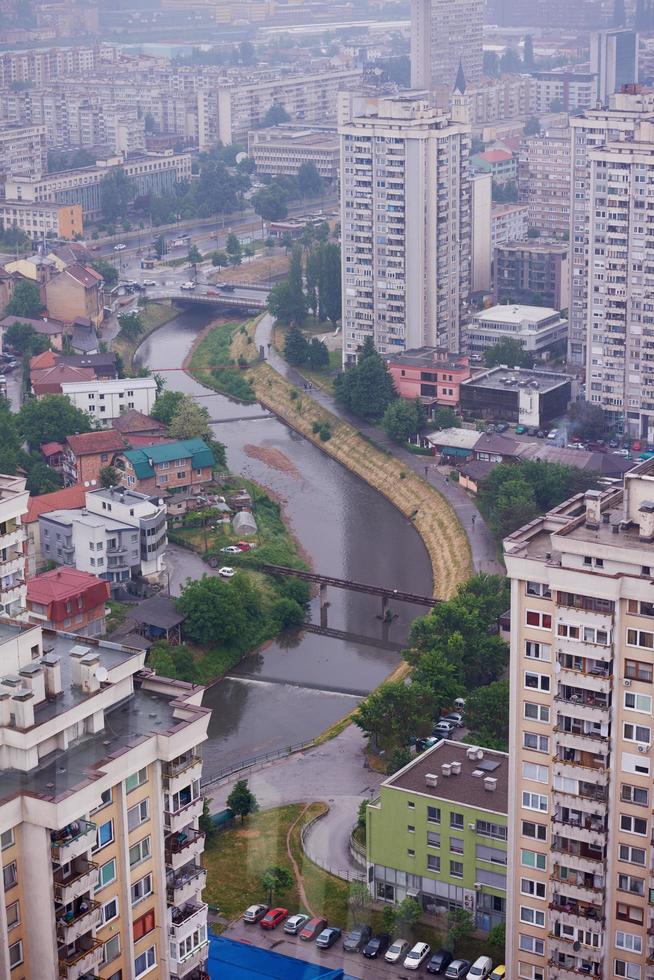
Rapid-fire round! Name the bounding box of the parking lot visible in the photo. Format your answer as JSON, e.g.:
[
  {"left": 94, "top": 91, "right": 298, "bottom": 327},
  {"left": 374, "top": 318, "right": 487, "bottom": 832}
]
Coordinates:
[{"left": 224, "top": 919, "right": 448, "bottom": 979}]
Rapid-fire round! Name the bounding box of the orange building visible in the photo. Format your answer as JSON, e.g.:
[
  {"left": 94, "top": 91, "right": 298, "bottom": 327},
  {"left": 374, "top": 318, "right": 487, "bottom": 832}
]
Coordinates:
[
  {"left": 26, "top": 566, "right": 110, "bottom": 636},
  {"left": 386, "top": 348, "right": 472, "bottom": 415}
]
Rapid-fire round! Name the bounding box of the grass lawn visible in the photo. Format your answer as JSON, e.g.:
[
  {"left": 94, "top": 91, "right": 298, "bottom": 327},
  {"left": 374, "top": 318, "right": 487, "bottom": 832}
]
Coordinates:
[
  {"left": 104, "top": 599, "right": 130, "bottom": 634},
  {"left": 111, "top": 301, "right": 178, "bottom": 371},
  {"left": 187, "top": 319, "right": 257, "bottom": 402}
]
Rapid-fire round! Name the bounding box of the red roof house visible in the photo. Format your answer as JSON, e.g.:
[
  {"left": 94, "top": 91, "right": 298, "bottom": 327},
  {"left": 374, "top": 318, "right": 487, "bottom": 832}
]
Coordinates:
[
  {"left": 24, "top": 485, "right": 88, "bottom": 578},
  {"left": 63, "top": 429, "right": 125, "bottom": 487},
  {"left": 26, "top": 567, "right": 110, "bottom": 636}
]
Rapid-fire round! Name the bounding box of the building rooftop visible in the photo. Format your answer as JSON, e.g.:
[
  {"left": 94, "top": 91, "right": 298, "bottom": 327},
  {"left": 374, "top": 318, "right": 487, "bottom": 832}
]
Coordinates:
[
  {"left": 474, "top": 304, "right": 561, "bottom": 324},
  {"left": 385, "top": 347, "right": 469, "bottom": 370},
  {"left": 128, "top": 594, "right": 185, "bottom": 631},
  {"left": 66, "top": 429, "right": 125, "bottom": 457},
  {"left": 463, "top": 366, "right": 571, "bottom": 393},
  {"left": 491, "top": 203, "right": 528, "bottom": 217},
  {"left": 112, "top": 408, "right": 166, "bottom": 435},
  {"left": 26, "top": 567, "right": 109, "bottom": 605},
  {"left": 425, "top": 427, "right": 479, "bottom": 450},
  {"left": 25, "top": 485, "right": 88, "bottom": 525},
  {"left": 495, "top": 239, "right": 569, "bottom": 255},
  {"left": 122, "top": 438, "right": 215, "bottom": 479},
  {"left": 385, "top": 740, "right": 508, "bottom": 813}
]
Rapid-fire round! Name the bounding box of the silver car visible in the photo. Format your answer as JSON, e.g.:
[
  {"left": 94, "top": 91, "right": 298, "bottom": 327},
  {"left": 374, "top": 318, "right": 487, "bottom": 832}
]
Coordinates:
[{"left": 284, "top": 913, "right": 309, "bottom": 935}]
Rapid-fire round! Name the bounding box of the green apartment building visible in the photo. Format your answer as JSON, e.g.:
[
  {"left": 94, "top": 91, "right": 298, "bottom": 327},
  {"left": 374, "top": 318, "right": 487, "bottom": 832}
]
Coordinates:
[{"left": 367, "top": 740, "right": 508, "bottom": 931}]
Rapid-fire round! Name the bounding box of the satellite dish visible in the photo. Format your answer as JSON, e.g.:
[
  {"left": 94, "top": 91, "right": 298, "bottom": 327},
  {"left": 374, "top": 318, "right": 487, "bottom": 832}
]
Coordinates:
[
  {"left": 95, "top": 666, "right": 109, "bottom": 683},
  {"left": 235, "top": 151, "right": 248, "bottom": 165},
  {"left": 573, "top": 942, "right": 581, "bottom": 952}
]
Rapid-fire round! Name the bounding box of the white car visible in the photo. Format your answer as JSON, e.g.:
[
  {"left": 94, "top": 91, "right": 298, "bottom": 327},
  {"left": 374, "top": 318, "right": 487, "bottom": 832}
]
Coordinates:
[
  {"left": 221, "top": 546, "right": 242, "bottom": 554},
  {"left": 113, "top": 243, "right": 126, "bottom": 251},
  {"left": 284, "top": 913, "right": 310, "bottom": 935},
  {"left": 180, "top": 280, "right": 196, "bottom": 290},
  {"left": 404, "top": 942, "right": 431, "bottom": 970},
  {"left": 218, "top": 566, "right": 235, "bottom": 578},
  {"left": 547, "top": 429, "right": 559, "bottom": 440},
  {"left": 142, "top": 279, "right": 157, "bottom": 287},
  {"left": 385, "top": 939, "right": 410, "bottom": 964},
  {"left": 467, "top": 957, "right": 493, "bottom": 980}
]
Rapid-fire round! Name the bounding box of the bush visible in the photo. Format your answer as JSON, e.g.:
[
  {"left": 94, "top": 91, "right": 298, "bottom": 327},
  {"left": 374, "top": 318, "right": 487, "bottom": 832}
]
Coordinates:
[
  {"left": 271, "top": 597, "right": 305, "bottom": 630},
  {"left": 319, "top": 424, "right": 331, "bottom": 441}
]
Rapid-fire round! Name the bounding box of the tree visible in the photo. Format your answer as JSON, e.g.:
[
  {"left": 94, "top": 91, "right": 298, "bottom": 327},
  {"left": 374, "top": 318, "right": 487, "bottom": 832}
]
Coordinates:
[
  {"left": 252, "top": 183, "right": 288, "bottom": 222},
  {"left": 18, "top": 394, "right": 93, "bottom": 449},
  {"left": 261, "top": 103, "right": 290, "bottom": 127},
  {"left": 382, "top": 398, "right": 426, "bottom": 443},
  {"left": 465, "top": 679, "right": 510, "bottom": 751},
  {"left": 318, "top": 242, "right": 341, "bottom": 325},
  {"left": 386, "top": 747, "right": 412, "bottom": 774},
  {"left": 432, "top": 406, "right": 461, "bottom": 431},
  {"left": 271, "top": 596, "right": 305, "bottom": 630},
  {"left": 226, "top": 779, "right": 258, "bottom": 822},
  {"left": 500, "top": 47, "right": 522, "bottom": 73},
  {"left": 284, "top": 325, "right": 309, "bottom": 366},
  {"left": 410, "top": 648, "right": 465, "bottom": 713},
  {"left": 307, "top": 337, "right": 329, "bottom": 370},
  {"left": 3, "top": 321, "right": 43, "bottom": 355},
  {"left": 523, "top": 115, "right": 541, "bottom": 136},
  {"left": 484, "top": 336, "right": 534, "bottom": 369},
  {"left": 99, "top": 465, "right": 119, "bottom": 488},
  {"left": 287, "top": 245, "right": 307, "bottom": 322},
  {"left": 269, "top": 282, "right": 303, "bottom": 325},
  {"left": 488, "top": 922, "right": 506, "bottom": 961},
  {"left": 90, "top": 258, "right": 118, "bottom": 286},
  {"left": 394, "top": 897, "right": 421, "bottom": 933},
  {"left": 168, "top": 397, "right": 213, "bottom": 442},
  {"left": 244, "top": 242, "right": 255, "bottom": 259},
  {"left": 144, "top": 111, "right": 156, "bottom": 133},
  {"left": 26, "top": 459, "right": 62, "bottom": 495},
  {"left": 151, "top": 389, "right": 185, "bottom": 426},
  {"left": 153, "top": 235, "right": 166, "bottom": 259},
  {"left": 118, "top": 312, "right": 144, "bottom": 342},
  {"left": 568, "top": 401, "right": 606, "bottom": 441},
  {"left": 334, "top": 339, "right": 397, "bottom": 422},
  {"left": 297, "top": 162, "right": 323, "bottom": 199},
  {"left": 347, "top": 880, "right": 371, "bottom": 919},
  {"left": 212, "top": 250, "right": 229, "bottom": 267},
  {"left": 177, "top": 573, "right": 266, "bottom": 649},
  {"left": 100, "top": 166, "right": 132, "bottom": 222},
  {"left": 226, "top": 233, "right": 242, "bottom": 266},
  {"left": 447, "top": 908, "right": 474, "bottom": 950},
  {"left": 523, "top": 33, "right": 535, "bottom": 69},
  {"left": 6, "top": 280, "right": 42, "bottom": 319},
  {"left": 198, "top": 797, "right": 216, "bottom": 845},
  {"left": 483, "top": 50, "right": 500, "bottom": 77},
  {"left": 239, "top": 40, "right": 256, "bottom": 64},
  {"left": 187, "top": 244, "right": 202, "bottom": 267},
  {"left": 354, "top": 680, "right": 432, "bottom": 748},
  {"left": 261, "top": 865, "right": 293, "bottom": 904}
]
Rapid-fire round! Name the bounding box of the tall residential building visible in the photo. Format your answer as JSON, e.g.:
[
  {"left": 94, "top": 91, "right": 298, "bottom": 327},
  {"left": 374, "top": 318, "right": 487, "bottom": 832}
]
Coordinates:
[
  {"left": 0, "top": 617, "right": 210, "bottom": 979},
  {"left": 411, "top": 0, "right": 484, "bottom": 94},
  {"left": 340, "top": 95, "right": 471, "bottom": 361},
  {"left": 504, "top": 457, "right": 654, "bottom": 980},
  {"left": 518, "top": 128, "right": 571, "bottom": 240},
  {"left": 0, "top": 475, "right": 29, "bottom": 618},
  {"left": 568, "top": 93, "right": 654, "bottom": 367},
  {"left": 590, "top": 29, "right": 639, "bottom": 105}
]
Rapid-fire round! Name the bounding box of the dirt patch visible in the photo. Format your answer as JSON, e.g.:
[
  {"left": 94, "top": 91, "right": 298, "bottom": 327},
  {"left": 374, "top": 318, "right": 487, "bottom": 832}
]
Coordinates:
[
  {"left": 207, "top": 252, "right": 289, "bottom": 286},
  {"left": 244, "top": 444, "right": 301, "bottom": 479}
]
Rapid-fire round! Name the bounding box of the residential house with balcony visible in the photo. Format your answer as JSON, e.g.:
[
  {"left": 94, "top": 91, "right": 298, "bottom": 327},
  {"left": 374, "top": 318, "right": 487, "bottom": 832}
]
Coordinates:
[
  {"left": 116, "top": 439, "right": 215, "bottom": 505},
  {"left": 59, "top": 376, "right": 157, "bottom": 426},
  {"left": 0, "top": 617, "right": 210, "bottom": 978},
  {"left": 62, "top": 429, "right": 125, "bottom": 488},
  {"left": 385, "top": 348, "right": 471, "bottom": 415},
  {"left": 26, "top": 567, "right": 110, "bottom": 636},
  {"left": 367, "top": 740, "right": 508, "bottom": 932}
]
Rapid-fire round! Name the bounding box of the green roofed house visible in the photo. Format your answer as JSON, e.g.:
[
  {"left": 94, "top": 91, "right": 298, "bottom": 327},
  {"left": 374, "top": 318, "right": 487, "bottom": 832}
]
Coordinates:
[
  {"left": 115, "top": 438, "right": 215, "bottom": 513},
  {"left": 367, "top": 740, "right": 508, "bottom": 932}
]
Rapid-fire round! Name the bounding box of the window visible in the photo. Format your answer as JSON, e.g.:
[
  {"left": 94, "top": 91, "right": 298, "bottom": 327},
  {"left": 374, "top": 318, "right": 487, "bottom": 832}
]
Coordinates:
[
  {"left": 625, "top": 692, "right": 652, "bottom": 713},
  {"left": 95, "top": 858, "right": 116, "bottom": 893},
  {"left": 624, "top": 723, "right": 651, "bottom": 744},
  {"left": 615, "top": 961, "right": 641, "bottom": 980},
  {"left": 3, "top": 861, "right": 17, "bottom": 890},
  {"left": 521, "top": 878, "right": 546, "bottom": 899},
  {"left": 450, "top": 836, "right": 464, "bottom": 854},
  {"left": 522, "top": 792, "right": 548, "bottom": 812},
  {"left": 427, "top": 831, "right": 440, "bottom": 847},
  {"left": 519, "top": 935, "right": 545, "bottom": 955},
  {"left": 407, "top": 801, "right": 415, "bottom": 809},
  {"left": 518, "top": 965, "right": 544, "bottom": 980},
  {"left": 131, "top": 873, "right": 153, "bottom": 906},
  {"left": 520, "top": 906, "right": 545, "bottom": 927},
  {"left": 407, "top": 848, "right": 415, "bottom": 857},
  {"left": 524, "top": 672, "right": 550, "bottom": 692},
  {"left": 521, "top": 820, "right": 547, "bottom": 841},
  {"left": 427, "top": 806, "right": 440, "bottom": 823},
  {"left": 1, "top": 829, "right": 14, "bottom": 850},
  {"left": 102, "top": 897, "right": 119, "bottom": 925},
  {"left": 104, "top": 935, "right": 121, "bottom": 965},
  {"left": 125, "top": 768, "right": 147, "bottom": 792},
  {"left": 625, "top": 659, "right": 653, "bottom": 683},
  {"left": 525, "top": 610, "right": 552, "bottom": 629},
  {"left": 617, "top": 873, "right": 644, "bottom": 896},
  {"left": 621, "top": 784, "right": 648, "bottom": 807},
  {"left": 619, "top": 844, "right": 646, "bottom": 866},
  {"left": 427, "top": 854, "right": 440, "bottom": 871},
  {"left": 526, "top": 581, "right": 551, "bottom": 598},
  {"left": 128, "top": 800, "right": 149, "bottom": 832},
  {"left": 524, "top": 702, "right": 549, "bottom": 723},
  {"left": 523, "top": 732, "right": 549, "bottom": 752},
  {"left": 522, "top": 762, "right": 548, "bottom": 783},
  {"left": 134, "top": 946, "right": 156, "bottom": 977},
  {"left": 616, "top": 901, "right": 644, "bottom": 924},
  {"left": 407, "top": 824, "right": 415, "bottom": 834},
  {"left": 129, "top": 836, "right": 151, "bottom": 868},
  {"left": 93, "top": 819, "right": 114, "bottom": 852},
  {"left": 521, "top": 849, "right": 546, "bottom": 871},
  {"left": 525, "top": 641, "right": 551, "bottom": 661},
  {"left": 450, "top": 812, "right": 464, "bottom": 829},
  {"left": 8, "top": 941, "right": 22, "bottom": 969},
  {"left": 616, "top": 932, "right": 643, "bottom": 953},
  {"left": 620, "top": 814, "right": 648, "bottom": 836},
  {"left": 133, "top": 908, "right": 155, "bottom": 941},
  {"left": 476, "top": 820, "right": 507, "bottom": 840},
  {"left": 6, "top": 900, "right": 19, "bottom": 929},
  {"left": 627, "top": 628, "right": 654, "bottom": 649},
  {"left": 450, "top": 861, "right": 463, "bottom": 878}
]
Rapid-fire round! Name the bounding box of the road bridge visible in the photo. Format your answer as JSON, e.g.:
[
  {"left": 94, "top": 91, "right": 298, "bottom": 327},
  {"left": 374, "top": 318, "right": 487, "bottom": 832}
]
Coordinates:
[{"left": 144, "top": 287, "right": 268, "bottom": 310}]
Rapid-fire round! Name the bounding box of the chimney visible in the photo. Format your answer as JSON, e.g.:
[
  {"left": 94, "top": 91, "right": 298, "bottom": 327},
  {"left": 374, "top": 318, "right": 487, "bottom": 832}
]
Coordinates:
[
  {"left": 584, "top": 489, "right": 602, "bottom": 529},
  {"left": 79, "top": 653, "right": 100, "bottom": 694},
  {"left": 425, "top": 773, "right": 438, "bottom": 787},
  {"left": 466, "top": 747, "right": 479, "bottom": 761},
  {"left": 638, "top": 501, "right": 654, "bottom": 542},
  {"left": 70, "top": 644, "right": 91, "bottom": 686},
  {"left": 450, "top": 760, "right": 462, "bottom": 775},
  {"left": 484, "top": 776, "right": 497, "bottom": 792},
  {"left": 41, "top": 653, "right": 62, "bottom": 698},
  {"left": 11, "top": 689, "right": 34, "bottom": 730},
  {"left": 441, "top": 763, "right": 452, "bottom": 777},
  {"left": 18, "top": 663, "right": 44, "bottom": 704},
  {"left": 0, "top": 691, "right": 9, "bottom": 726}
]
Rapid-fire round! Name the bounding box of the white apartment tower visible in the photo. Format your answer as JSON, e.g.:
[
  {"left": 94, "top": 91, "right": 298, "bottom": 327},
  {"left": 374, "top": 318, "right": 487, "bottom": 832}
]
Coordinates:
[
  {"left": 411, "top": 0, "right": 485, "bottom": 94},
  {"left": 568, "top": 93, "right": 654, "bottom": 368},
  {"left": 505, "top": 457, "right": 654, "bottom": 980},
  {"left": 0, "top": 475, "right": 29, "bottom": 619},
  {"left": 340, "top": 95, "right": 471, "bottom": 361}
]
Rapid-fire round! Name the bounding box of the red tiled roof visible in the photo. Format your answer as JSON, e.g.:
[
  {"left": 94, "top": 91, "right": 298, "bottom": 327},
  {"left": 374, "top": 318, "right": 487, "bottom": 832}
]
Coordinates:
[
  {"left": 65, "top": 429, "right": 125, "bottom": 456},
  {"left": 65, "top": 263, "right": 103, "bottom": 287},
  {"left": 30, "top": 349, "right": 58, "bottom": 370},
  {"left": 479, "top": 148, "right": 513, "bottom": 163},
  {"left": 27, "top": 567, "right": 108, "bottom": 603},
  {"left": 24, "top": 485, "right": 87, "bottom": 524},
  {"left": 31, "top": 363, "right": 95, "bottom": 395},
  {"left": 40, "top": 441, "right": 65, "bottom": 457},
  {"left": 112, "top": 409, "right": 167, "bottom": 435}
]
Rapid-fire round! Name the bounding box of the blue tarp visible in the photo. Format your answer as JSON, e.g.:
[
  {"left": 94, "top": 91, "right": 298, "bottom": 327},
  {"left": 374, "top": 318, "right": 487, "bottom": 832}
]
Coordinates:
[{"left": 207, "top": 936, "right": 347, "bottom": 979}]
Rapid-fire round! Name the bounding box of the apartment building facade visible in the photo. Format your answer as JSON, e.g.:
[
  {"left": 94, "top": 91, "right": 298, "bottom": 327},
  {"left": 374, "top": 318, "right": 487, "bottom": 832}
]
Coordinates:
[
  {"left": 116, "top": 439, "right": 215, "bottom": 501},
  {"left": 491, "top": 203, "right": 529, "bottom": 248},
  {"left": 340, "top": 95, "right": 471, "bottom": 360},
  {"left": 0, "top": 200, "right": 83, "bottom": 241},
  {"left": 0, "top": 475, "right": 29, "bottom": 619},
  {"left": 591, "top": 29, "right": 639, "bottom": 105},
  {"left": 568, "top": 93, "right": 654, "bottom": 367},
  {"left": 518, "top": 128, "right": 571, "bottom": 240},
  {"left": 386, "top": 348, "right": 472, "bottom": 413},
  {"left": 247, "top": 125, "right": 340, "bottom": 180},
  {"left": 0, "top": 46, "right": 96, "bottom": 88},
  {"left": 463, "top": 75, "right": 537, "bottom": 129},
  {"left": 0, "top": 617, "right": 210, "bottom": 979},
  {"left": 504, "top": 457, "right": 654, "bottom": 980},
  {"left": 411, "top": 0, "right": 484, "bottom": 93},
  {"left": 63, "top": 430, "right": 126, "bottom": 488},
  {"left": 494, "top": 241, "right": 570, "bottom": 310},
  {"left": 466, "top": 304, "right": 568, "bottom": 357},
  {"left": 0, "top": 124, "right": 46, "bottom": 178},
  {"left": 532, "top": 72, "right": 596, "bottom": 115},
  {"left": 59, "top": 377, "right": 157, "bottom": 426},
  {"left": 26, "top": 566, "right": 110, "bottom": 635}
]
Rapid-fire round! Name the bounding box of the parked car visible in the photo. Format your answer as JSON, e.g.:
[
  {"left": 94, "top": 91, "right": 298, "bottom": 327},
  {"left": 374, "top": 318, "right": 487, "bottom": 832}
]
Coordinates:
[
  {"left": 363, "top": 933, "right": 391, "bottom": 958},
  {"left": 221, "top": 546, "right": 242, "bottom": 554},
  {"left": 567, "top": 442, "right": 586, "bottom": 450},
  {"left": 316, "top": 927, "right": 341, "bottom": 949},
  {"left": 416, "top": 736, "right": 438, "bottom": 753},
  {"left": 114, "top": 243, "right": 126, "bottom": 251},
  {"left": 260, "top": 907, "right": 288, "bottom": 930},
  {"left": 446, "top": 960, "right": 472, "bottom": 980},
  {"left": 218, "top": 566, "right": 236, "bottom": 578},
  {"left": 536, "top": 430, "right": 546, "bottom": 438},
  {"left": 343, "top": 924, "right": 372, "bottom": 952},
  {"left": 428, "top": 950, "right": 454, "bottom": 974},
  {"left": 440, "top": 712, "right": 464, "bottom": 728},
  {"left": 243, "top": 904, "right": 268, "bottom": 923},
  {"left": 142, "top": 279, "right": 157, "bottom": 287},
  {"left": 432, "top": 720, "right": 455, "bottom": 736},
  {"left": 299, "top": 917, "right": 327, "bottom": 941},
  {"left": 495, "top": 422, "right": 508, "bottom": 432},
  {"left": 181, "top": 280, "right": 196, "bottom": 290},
  {"left": 613, "top": 448, "right": 630, "bottom": 457},
  {"left": 632, "top": 441, "right": 643, "bottom": 451},
  {"left": 467, "top": 956, "right": 493, "bottom": 980},
  {"left": 284, "top": 913, "right": 309, "bottom": 935},
  {"left": 608, "top": 439, "right": 619, "bottom": 448},
  {"left": 237, "top": 541, "right": 256, "bottom": 551},
  {"left": 385, "top": 939, "right": 410, "bottom": 963},
  {"left": 514, "top": 425, "right": 526, "bottom": 434},
  {"left": 527, "top": 426, "right": 538, "bottom": 436},
  {"left": 547, "top": 429, "right": 559, "bottom": 440},
  {"left": 404, "top": 942, "right": 431, "bottom": 970},
  {"left": 489, "top": 966, "right": 506, "bottom": 980},
  {"left": 221, "top": 283, "right": 236, "bottom": 292}
]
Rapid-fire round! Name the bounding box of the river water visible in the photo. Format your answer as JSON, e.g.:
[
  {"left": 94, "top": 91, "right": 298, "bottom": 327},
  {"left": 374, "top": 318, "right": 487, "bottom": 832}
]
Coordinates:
[{"left": 135, "top": 308, "right": 433, "bottom": 776}]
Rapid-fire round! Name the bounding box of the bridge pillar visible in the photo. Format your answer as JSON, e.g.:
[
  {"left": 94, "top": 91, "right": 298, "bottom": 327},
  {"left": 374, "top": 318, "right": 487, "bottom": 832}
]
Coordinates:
[
  {"left": 381, "top": 595, "right": 389, "bottom": 619},
  {"left": 319, "top": 583, "right": 329, "bottom": 627}
]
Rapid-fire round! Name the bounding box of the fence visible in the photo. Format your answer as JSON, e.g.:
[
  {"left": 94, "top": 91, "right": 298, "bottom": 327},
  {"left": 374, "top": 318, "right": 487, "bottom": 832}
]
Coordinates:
[
  {"left": 201, "top": 738, "right": 316, "bottom": 789},
  {"left": 300, "top": 810, "right": 366, "bottom": 884}
]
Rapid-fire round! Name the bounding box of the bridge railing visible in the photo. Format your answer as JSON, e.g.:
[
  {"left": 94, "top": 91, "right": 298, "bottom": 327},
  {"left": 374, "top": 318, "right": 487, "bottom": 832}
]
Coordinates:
[{"left": 201, "top": 738, "right": 316, "bottom": 788}]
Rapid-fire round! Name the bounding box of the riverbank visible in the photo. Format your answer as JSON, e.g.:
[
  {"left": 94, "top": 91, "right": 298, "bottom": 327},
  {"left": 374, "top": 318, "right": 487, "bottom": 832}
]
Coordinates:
[
  {"left": 186, "top": 316, "right": 258, "bottom": 402},
  {"left": 112, "top": 300, "right": 179, "bottom": 372}
]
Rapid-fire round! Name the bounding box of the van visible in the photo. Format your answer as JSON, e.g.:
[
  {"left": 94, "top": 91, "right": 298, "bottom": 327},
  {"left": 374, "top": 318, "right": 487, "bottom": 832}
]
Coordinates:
[{"left": 467, "top": 956, "right": 493, "bottom": 980}]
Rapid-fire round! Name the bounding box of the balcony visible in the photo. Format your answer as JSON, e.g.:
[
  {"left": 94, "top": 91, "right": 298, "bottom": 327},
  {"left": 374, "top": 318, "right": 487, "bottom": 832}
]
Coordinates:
[
  {"left": 165, "top": 794, "right": 203, "bottom": 835},
  {"left": 56, "top": 899, "right": 101, "bottom": 944},
  {"left": 549, "top": 898, "right": 604, "bottom": 929},
  {"left": 0, "top": 527, "right": 25, "bottom": 551},
  {"left": 171, "top": 941, "right": 210, "bottom": 979},
  {"left": 553, "top": 761, "right": 608, "bottom": 786},
  {"left": 551, "top": 842, "right": 605, "bottom": 874},
  {"left": 163, "top": 754, "right": 202, "bottom": 795},
  {"left": 554, "top": 695, "right": 609, "bottom": 722},
  {"left": 170, "top": 901, "right": 208, "bottom": 942},
  {"left": 550, "top": 874, "right": 603, "bottom": 905},
  {"left": 556, "top": 668, "right": 612, "bottom": 696},
  {"left": 165, "top": 829, "right": 205, "bottom": 871},
  {"left": 548, "top": 959, "right": 601, "bottom": 980},
  {"left": 0, "top": 555, "right": 23, "bottom": 578},
  {"left": 167, "top": 865, "right": 207, "bottom": 907},
  {"left": 554, "top": 728, "right": 609, "bottom": 755},
  {"left": 51, "top": 820, "right": 96, "bottom": 864},
  {"left": 53, "top": 858, "right": 99, "bottom": 905},
  {"left": 57, "top": 937, "right": 103, "bottom": 980}
]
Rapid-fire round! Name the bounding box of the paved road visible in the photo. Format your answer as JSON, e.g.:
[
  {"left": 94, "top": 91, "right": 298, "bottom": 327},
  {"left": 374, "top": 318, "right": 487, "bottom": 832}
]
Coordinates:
[{"left": 255, "top": 315, "right": 503, "bottom": 577}]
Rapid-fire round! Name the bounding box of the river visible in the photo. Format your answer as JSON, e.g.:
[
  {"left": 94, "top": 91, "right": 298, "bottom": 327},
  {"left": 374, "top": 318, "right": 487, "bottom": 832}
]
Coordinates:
[{"left": 135, "top": 308, "right": 433, "bottom": 777}]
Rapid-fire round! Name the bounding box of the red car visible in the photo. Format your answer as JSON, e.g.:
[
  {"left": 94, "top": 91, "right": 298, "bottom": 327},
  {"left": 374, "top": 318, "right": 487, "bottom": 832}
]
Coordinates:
[
  {"left": 260, "top": 907, "right": 289, "bottom": 930},
  {"left": 237, "top": 541, "right": 255, "bottom": 551},
  {"left": 300, "top": 917, "right": 328, "bottom": 941}
]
